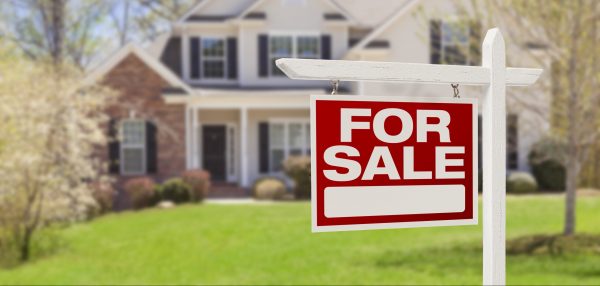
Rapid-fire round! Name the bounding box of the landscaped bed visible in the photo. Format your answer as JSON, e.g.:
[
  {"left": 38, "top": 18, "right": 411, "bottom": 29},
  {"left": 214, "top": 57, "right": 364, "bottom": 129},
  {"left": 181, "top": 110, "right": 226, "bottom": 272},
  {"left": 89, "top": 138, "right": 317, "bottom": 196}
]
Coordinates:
[{"left": 0, "top": 195, "right": 599, "bottom": 285}]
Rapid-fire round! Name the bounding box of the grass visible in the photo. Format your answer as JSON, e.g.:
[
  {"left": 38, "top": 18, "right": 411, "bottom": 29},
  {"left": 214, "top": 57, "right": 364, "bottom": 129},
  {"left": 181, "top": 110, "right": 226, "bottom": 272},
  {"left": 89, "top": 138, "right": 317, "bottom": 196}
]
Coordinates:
[{"left": 0, "top": 195, "right": 599, "bottom": 285}]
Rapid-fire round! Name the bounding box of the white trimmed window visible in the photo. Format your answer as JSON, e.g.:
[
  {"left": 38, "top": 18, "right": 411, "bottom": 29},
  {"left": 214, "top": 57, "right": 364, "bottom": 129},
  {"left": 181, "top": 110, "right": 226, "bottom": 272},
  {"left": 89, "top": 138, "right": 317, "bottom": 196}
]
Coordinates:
[
  {"left": 269, "top": 121, "right": 310, "bottom": 172},
  {"left": 121, "top": 120, "right": 146, "bottom": 175},
  {"left": 270, "top": 35, "right": 320, "bottom": 76},
  {"left": 441, "top": 21, "right": 470, "bottom": 65},
  {"left": 201, "top": 38, "right": 226, "bottom": 79},
  {"left": 297, "top": 36, "right": 319, "bottom": 59},
  {"left": 269, "top": 36, "right": 293, "bottom": 76}
]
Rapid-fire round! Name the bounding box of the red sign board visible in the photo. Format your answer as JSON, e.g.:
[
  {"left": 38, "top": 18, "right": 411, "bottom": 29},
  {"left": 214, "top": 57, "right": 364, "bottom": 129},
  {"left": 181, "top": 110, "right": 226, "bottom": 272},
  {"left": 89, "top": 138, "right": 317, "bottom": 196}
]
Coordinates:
[{"left": 311, "top": 95, "right": 478, "bottom": 232}]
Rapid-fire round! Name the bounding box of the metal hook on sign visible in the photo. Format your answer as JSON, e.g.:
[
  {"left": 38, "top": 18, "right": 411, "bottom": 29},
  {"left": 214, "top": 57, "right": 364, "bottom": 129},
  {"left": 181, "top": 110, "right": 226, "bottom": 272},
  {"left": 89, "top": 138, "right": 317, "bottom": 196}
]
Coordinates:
[
  {"left": 331, "top": 80, "right": 340, "bottom": 95},
  {"left": 451, "top": 83, "right": 460, "bottom": 98}
]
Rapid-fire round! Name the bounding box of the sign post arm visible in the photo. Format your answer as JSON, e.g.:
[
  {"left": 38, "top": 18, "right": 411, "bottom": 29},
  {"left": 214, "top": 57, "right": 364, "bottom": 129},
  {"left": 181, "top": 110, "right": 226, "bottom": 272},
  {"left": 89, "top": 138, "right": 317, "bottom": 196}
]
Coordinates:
[
  {"left": 276, "top": 59, "right": 541, "bottom": 86},
  {"left": 482, "top": 28, "right": 507, "bottom": 285}
]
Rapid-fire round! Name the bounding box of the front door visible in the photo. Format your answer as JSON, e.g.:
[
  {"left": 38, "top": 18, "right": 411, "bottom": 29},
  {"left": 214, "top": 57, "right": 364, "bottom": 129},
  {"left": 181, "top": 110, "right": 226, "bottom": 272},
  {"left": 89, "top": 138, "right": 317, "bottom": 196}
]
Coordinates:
[{"left": 202, "top": 125, "right": 226, "bottom": 181}]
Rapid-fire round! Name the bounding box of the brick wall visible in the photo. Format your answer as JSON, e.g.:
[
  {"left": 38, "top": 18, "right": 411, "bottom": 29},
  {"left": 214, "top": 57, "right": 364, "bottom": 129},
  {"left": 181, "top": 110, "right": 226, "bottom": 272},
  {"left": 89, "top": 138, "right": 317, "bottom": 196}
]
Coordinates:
[{"left": 101, "top": 54, "right": 186, "bottom": 186}]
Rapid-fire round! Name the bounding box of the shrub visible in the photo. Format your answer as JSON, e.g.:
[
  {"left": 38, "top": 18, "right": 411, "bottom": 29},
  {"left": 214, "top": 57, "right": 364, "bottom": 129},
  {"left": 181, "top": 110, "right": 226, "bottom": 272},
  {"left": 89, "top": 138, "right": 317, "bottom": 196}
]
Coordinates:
[
  {"left": 507, "top": 234, "right": 600, "bottom": 255},
  {"left": 157, "top": 178, "right": 192, "bottom": 204},
  {"left": 531, "top": 160, "right": 566, "bottom": 191},
  {"left": 0, "top": 232, "right": 19, "bottom": 267},
  {"left": 123, "top": 177, "right": 157, "bottom": 210},
  {"left": 253, "top": 177, "right": 287, "bottom": 200},
  {"left": 283, "top": 156, "right": 311, "bottom": 199},
  {"left": 528, "top": 137, "right": 566, "bottom": 191},
  {"left": 90, "top": 181, "right": 115, "bottom": 214},
  {"left": 181, "top": 170, "right": 210, "bottom": 202},
  {"left": 507, "top": 172, "right": 538, "bottom": 194}
]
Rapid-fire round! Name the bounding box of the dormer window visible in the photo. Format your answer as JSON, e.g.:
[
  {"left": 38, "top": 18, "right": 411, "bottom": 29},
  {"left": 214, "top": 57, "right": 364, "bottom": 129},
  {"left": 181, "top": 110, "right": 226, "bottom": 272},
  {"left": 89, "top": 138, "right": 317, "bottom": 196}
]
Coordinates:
[
  {"left": 259, "top": 33, "right": 329, "bottom": 78},
  {"left": 269, "top": 35, "right": 320, "bottom": 76},
  {"left": 201, "top": 38, "right": 226, "bottom": 78},
  {"left": 189, "top": 36, "right": 237, "bottom": 81}
]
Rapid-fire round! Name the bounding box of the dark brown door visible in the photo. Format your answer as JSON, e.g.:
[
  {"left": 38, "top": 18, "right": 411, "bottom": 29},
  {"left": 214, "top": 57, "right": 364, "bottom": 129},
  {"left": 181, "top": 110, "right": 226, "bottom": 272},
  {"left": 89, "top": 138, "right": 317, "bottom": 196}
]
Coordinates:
[{"left": 202, "top": 125, "right": 226, "bottom": 181}]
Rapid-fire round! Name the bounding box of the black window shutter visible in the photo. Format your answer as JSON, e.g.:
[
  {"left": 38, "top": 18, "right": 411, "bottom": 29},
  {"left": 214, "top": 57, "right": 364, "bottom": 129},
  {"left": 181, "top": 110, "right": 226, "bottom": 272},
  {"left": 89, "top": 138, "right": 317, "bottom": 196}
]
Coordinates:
[
  {"left": 258, "top": 34, "right": 269, "bottom": 77},
  {"left": 259, "top": 122, "right": 269, "bottom": 173},
  {"left": 190, "top": 37, "right": 201, "bottom": 79},
  {"left": 227, "top": 37, "right": 238, "bottom": 79},
  {"left": 430, "top": 20, "right": 442, "bottom": 64},
  {"left": 160, "top": 36, "right": 182, "bottom": 76},
  {"left": 108, "top": 118, "right": 120, "bottom": 174},
  {"left": 146, "top": 121, "right": 158, "bottom": 174},
  {"left": 469, "top": 21, "right": 482, "bottom": 66},
  {"left": 321, "top": 34, "right": 332, "bottom": 59}
]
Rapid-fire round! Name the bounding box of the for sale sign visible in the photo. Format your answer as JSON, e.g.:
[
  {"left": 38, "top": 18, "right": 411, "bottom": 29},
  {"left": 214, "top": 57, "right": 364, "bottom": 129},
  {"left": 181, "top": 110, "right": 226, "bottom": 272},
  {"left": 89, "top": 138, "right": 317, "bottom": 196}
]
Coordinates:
[{"left": 311, "top": 95, "right": 478, "bottom": 232}]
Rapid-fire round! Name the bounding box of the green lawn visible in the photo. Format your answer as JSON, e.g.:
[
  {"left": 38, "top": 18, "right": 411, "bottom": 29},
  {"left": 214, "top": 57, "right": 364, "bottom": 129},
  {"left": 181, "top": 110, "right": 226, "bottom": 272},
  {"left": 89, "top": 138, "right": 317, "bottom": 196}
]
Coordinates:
[{"left": 0, "top": 195, "right": 599, "bottom": 285}]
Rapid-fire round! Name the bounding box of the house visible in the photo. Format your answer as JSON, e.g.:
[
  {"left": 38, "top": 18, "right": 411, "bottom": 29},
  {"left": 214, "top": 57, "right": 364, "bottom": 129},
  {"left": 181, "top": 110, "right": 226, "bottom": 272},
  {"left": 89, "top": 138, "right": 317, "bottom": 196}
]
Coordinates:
[{"left": 85, "top": 0, "right": 548, "bottom": 197}]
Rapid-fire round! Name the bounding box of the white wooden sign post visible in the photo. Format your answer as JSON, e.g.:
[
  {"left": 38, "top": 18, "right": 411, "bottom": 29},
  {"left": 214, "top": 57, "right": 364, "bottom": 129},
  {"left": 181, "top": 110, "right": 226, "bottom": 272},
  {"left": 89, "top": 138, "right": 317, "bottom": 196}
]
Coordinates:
[{"left": 277, "top": 28, "right": 542, "bottom": 285}]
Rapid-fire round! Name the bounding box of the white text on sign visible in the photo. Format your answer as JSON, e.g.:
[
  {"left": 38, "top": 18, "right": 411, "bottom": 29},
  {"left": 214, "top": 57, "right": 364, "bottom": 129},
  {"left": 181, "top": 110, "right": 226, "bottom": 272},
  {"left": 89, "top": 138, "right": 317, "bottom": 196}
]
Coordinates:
[{"left": 324, "top": 108, "right": 465, "bottom": 182}]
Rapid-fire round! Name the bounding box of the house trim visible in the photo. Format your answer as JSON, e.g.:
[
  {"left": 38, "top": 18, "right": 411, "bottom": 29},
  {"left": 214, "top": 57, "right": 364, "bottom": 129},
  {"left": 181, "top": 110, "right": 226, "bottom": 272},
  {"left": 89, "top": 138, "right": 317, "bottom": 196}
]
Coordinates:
[
  {"left": 163, "top": 87, "right": 326, "bottom": 104},
  {"left": 236, "top": 0, "right": 358, "bottom": 24},
  {"left": 167, "top": 91, "right": 317, "bottom": 108},
  {"left": 237, "top": 0, "right": 268, "bottom": 20}
]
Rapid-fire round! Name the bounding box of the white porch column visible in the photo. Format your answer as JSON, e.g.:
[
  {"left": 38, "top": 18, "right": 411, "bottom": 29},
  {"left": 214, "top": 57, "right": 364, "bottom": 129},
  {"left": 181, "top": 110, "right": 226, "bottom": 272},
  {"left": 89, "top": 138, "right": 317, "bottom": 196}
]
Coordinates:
[
  {"left": 240, "top": 108, "right": 249, "bottom": 187},
  {"left": 185, "top": 107, "right": 192, "bottom": 169},
  {"left": 182, "top": 34, "right": 190, "bottom": 81},
  {"left": 192, "top": 107, "right": 200, "bottom": 169}
]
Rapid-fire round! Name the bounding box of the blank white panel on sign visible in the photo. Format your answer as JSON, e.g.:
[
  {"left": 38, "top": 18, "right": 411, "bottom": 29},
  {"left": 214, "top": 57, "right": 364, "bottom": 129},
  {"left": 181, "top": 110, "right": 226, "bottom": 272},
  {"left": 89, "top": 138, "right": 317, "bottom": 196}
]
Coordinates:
[{"left": 324, "top": 185, "right": 465, "bottom": 218}]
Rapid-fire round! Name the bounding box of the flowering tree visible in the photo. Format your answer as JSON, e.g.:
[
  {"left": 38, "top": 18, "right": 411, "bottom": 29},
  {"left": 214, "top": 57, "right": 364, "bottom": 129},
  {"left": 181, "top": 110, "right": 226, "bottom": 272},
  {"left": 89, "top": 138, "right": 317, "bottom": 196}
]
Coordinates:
[{"left": 0, "top": 42, "right": 114, "bottom": 263}]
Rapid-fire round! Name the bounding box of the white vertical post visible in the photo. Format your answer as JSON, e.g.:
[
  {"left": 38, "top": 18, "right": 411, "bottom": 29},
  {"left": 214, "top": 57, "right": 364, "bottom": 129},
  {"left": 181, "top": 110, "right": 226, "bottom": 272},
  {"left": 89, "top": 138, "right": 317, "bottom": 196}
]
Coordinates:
[
  {"left": 192, "top": 107, "right": 200, "bottom": 168},
  {"left": 482, "top": 28, "right": 506, "bottom": 285},
  {"left": 182, "top": 34, "right": 190, "bottom": 81},
  {"left": 240, "top": 108, "right": 249, "bottom": 187},
  {"left": 185, "top": 107, "right": 192, "bottom": 169}
]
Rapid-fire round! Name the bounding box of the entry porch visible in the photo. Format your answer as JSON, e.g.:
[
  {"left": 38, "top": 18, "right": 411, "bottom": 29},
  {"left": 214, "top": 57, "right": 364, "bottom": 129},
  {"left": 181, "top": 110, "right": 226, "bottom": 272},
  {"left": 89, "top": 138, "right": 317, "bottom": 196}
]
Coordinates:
[{"left": 178, "top": 91, "right": 316, "bottom": 188}]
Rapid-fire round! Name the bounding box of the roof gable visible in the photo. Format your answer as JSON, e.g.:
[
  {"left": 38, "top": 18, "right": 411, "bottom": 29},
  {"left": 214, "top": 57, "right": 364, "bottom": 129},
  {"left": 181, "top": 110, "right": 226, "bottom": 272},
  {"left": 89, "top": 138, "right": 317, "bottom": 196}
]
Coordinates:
[
  {"left": 237, "top": 0, "right": 357, "bottom": 23},
  {"left": 333, "top": 0, "right": 411, "bottom": 26},
  {"left": 347, "top": 0, "right": 420, "bottom": 55},
  {"left": 84, "top": 44, "right": 192, "bottom": 95}
]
